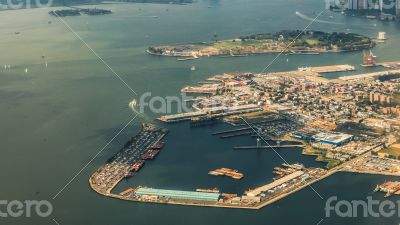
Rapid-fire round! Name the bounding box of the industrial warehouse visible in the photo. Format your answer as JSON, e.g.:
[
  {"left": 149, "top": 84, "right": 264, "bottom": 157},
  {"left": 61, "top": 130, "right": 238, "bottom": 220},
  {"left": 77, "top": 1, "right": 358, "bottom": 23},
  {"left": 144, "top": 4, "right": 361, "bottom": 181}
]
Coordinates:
[
  {"left": 291, "top": 129, "right": 354, "bottom": 147},
  {"left": 135, "top": 187, "right": 221, "bottom": 202}
]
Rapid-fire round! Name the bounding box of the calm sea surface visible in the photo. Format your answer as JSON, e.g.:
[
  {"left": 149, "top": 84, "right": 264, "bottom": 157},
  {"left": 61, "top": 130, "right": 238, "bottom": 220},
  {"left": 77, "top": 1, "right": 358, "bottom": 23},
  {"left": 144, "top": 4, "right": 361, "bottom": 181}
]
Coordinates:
[{"left": 1, "top": 0, "right": 400, "bottom": 224}]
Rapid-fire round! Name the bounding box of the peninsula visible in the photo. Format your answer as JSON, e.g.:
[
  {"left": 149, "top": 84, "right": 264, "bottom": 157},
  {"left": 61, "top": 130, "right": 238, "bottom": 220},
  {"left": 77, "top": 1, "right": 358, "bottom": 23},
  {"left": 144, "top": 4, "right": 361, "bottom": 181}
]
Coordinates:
[
  {"left": 147, "top": 30, "right": 375, "bottom": 58},
  {"left": 89, "top": 65, "right": 400, "bottom": 209}
]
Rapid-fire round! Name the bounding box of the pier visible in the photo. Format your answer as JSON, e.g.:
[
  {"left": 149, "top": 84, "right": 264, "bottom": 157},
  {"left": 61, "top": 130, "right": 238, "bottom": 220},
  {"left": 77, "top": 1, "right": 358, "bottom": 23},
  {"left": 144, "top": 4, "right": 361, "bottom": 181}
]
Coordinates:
[
  {"left": 338, "top": 69, "right": 400, "bottom": 81},
  {"left": 90, "top": 142, "right": 400, "bottom": 210},
  {"left": 233, "top": 145, "right": 305, "bottom": 149},
  {"left": 220, "top": 132, "right": 253, "bottom": 139},
  {"left": 299, "top": 64, "right": 355, "bottom": 73},
  {"left": 212, "top": 127, "right": 252, "bottom": 135}
]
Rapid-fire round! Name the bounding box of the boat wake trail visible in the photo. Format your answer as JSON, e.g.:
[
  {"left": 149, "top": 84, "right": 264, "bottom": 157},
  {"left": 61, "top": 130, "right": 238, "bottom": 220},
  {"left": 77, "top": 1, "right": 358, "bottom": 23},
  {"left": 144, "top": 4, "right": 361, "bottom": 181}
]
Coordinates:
[
  {"left": 295, "top": 11, "right": 343, "bottom": 25},
  {"left": 129, "top": 98, "right": 137, "bottom": 112}
]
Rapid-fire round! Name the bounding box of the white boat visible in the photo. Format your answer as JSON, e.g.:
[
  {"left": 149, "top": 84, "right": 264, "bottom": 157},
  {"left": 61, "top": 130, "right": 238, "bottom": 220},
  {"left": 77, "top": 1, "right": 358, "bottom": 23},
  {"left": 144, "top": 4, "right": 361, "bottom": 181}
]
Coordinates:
[
  {"left": 25, "top": 68, "right": 28, "bottom": 73},
  {"left": 190, "top": 66, "right": 196, "bottom": 71}
]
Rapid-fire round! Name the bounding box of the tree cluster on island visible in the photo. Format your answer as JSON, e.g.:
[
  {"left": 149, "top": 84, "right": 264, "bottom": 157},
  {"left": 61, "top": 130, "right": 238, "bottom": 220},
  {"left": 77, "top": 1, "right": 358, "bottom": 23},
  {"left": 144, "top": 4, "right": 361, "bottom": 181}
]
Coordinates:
[{"left": 238, "top": 30, "right": 374, "bottom": 50}]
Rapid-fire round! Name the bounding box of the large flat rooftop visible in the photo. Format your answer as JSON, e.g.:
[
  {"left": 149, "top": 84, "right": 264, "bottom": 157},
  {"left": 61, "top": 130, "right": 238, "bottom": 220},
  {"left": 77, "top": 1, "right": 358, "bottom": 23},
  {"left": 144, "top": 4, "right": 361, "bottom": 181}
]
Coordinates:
[
  {"left": 135, "top": 187, "right": 221, "bottom": 202},
  {"left": 312, "top": 132, "right": 353, "bottom": 145}
]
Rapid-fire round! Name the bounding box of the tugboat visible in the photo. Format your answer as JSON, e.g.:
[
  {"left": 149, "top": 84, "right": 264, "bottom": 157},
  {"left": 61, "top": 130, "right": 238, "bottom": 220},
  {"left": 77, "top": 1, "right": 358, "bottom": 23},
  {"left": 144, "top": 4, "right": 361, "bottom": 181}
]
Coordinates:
[
  {"left": 385, "top": 192, "right": 393, "bottom": 198},
  {"left": 361, "top": 50, "right": 378, "bottom": 67}
]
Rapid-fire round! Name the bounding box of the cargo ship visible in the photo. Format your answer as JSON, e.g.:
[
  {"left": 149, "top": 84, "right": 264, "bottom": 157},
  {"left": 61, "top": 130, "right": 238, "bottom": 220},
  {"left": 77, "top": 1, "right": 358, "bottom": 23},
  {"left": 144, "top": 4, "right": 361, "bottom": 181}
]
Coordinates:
[
  {"left": 124, "top": 172, "right": 134, "bottom": 179},
  {"left": 152, "top": 141, "right": 165, "bottom": 149},
  {"left": 142, "top": 150, "right": 160, "bottom": 160},
  {"left": 130, "top": 160, "right": 145, "bottom": 172}
]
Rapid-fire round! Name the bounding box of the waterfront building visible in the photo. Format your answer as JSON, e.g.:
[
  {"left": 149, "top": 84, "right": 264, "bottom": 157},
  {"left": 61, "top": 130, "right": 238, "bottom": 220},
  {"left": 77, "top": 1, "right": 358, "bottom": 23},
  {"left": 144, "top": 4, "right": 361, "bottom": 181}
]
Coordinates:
[
  {"left": 358, "top": 0, "right": 368, "bottom": 9},
  {"left": 381, "top": 0, "right": 397, "bottom": 15},
  {"left": 312, "top": 132, "right": 354, "bottom": 146},
  {"left": 397, "top": 0, "right": 400, "bottom": 17},
  {"left": 292, "top": 129, "right": 353, "bottom": 147},
  {"left": 135, "top": 188, "right": 221, "bottom": 202},
  {"left": 348, "top": 0, "right": 359, "bottom": 9}
]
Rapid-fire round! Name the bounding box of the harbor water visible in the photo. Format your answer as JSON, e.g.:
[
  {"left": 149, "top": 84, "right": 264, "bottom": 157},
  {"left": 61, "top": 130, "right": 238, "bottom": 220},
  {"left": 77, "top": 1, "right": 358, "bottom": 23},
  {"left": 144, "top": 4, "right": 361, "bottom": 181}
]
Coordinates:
[{"left": 1, "top": 0, "right": 400, "bottom": 224}]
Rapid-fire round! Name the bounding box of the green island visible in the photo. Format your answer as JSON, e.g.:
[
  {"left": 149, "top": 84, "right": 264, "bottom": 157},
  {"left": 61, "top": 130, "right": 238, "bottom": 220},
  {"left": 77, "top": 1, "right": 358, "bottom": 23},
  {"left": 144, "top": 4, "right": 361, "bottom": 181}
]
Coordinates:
[{"left": 147, "top": 30, "right": 375, "bottom": 58}]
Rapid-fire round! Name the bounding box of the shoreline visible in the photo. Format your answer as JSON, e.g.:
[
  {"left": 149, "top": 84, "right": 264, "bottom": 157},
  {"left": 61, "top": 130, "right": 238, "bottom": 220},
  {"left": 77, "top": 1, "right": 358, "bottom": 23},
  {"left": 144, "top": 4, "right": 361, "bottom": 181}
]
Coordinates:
[
  {"left": 0, "top": 1, "right": 192, "bottom": 12},
  {"left": 146, "top": 48, "right": 363, "bottom": 58},
  {"left": 89, "top": 167, "right": 400, "bottom": 210},
  {"left": 89, "top": 144, "right": 400, "bottom": 210}
]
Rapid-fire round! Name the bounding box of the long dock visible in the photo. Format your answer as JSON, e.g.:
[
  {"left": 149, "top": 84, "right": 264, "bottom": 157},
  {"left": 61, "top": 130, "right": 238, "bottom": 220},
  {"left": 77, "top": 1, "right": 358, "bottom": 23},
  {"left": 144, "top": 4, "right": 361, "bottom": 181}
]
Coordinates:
[
  {"left": 299, "top": 64, "right": 355, "bottom": 73},
  {"left": 233, "top": 145, "right": 305, "bottom": 149},
  {"left": 212, "top": 127, "right": 251, "bottom": 135},
  {"left": 220, "top": 132, "right": 253, "bottom": 139},
  {"left": 338, "top": 69, "right": 400, "bottom": 81}
]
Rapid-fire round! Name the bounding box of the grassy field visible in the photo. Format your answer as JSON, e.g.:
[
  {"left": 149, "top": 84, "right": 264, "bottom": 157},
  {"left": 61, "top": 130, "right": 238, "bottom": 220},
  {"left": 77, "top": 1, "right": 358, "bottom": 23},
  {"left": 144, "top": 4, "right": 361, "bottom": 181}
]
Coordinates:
[
  {"left": 212, "top": 41, "right": 242, "bottom": 50},
  {"left": 379, "top": 146, "right": 400, "bottom": 158},
  {"left": 302, "top": 146, "right": 341, "bottom": 169},
  {"left": 212, "top": 40, "right": 267, "bottom": 50},
  {"left": 394, "top": 94, "right": 400, "bottom": 105},
  {"left": 305, "top": 39, "right": 319, "bottom": 46}
]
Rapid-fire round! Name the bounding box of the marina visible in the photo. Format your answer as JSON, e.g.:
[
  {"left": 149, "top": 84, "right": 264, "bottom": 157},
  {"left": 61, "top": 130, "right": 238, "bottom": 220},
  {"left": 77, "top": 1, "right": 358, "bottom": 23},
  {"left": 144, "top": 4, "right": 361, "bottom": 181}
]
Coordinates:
[{"left": 89, "top": 124, "right": 168, "bottom": 195}]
